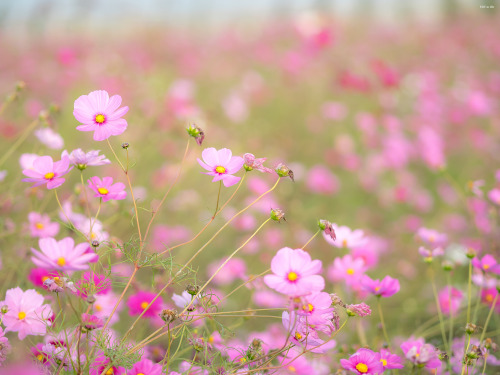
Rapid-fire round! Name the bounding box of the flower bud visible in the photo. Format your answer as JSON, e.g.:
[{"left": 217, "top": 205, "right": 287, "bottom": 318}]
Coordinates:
[
  {"left": 186, "top": 284, "right": 200, "bottom": 296},
  {"left": 15, "top": 81, "right": 26, "bottom": 91},
  {"left": 91, "top": 240, "right": 100, "bottom": 248},
  {"left": 0, "top": 305, "right": 8, "bottom": 314},
  {"left": 318, "top": 219, "right": 336, "bottom": 241},
  {"left": 121, "top": 142, "right": 129, "bottom": 149},
  {"left": 77, "top": 163, "right": 87, "bottom": 171},
  {"left": 275, "top": 163, "right": 294, "bottom": 181},
  {"left": 442, "top": 261, "right": 454, "bottom": 271},
  {"left": 465, "top": 323, "right": 477, "bottom": 335},
  {"left": 270, "top": 208, "right": 286, "bottom": 222},
  {"left": 87, "top": 295, "right": 96, "bottom": 304},
  {"left": 466, "top": 249, "right": 477, "bottom": 259},
  {"left": 186, "top": 124, "right": 205, "bottom": 146},
  {"left": 423, "top": 256, "right": 433, "bottom": 264},
  {"left": 159, "top": 309, "right": 178, "bottom": 324}
]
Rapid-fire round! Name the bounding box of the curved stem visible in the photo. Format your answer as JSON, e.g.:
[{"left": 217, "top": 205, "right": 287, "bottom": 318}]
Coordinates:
[
  {"left": 377, "top": 297, "right": 391, "bottom": 348},
  {"left": 301, "top": 229, "right": 320, "bottom": 250}
]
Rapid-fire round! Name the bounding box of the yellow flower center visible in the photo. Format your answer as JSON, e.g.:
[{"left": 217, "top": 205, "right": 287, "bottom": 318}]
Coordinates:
[
  {"left": 288, "top": 365, "right": 296, "bottom": 372},
  {"left": 44, "top": 172, "right": 55, "bottom": 180},
  {"left": 429, "top": 235, "right": 435, "bottom": 243},
  {"left": 381, "top": 359, "right": 387, "bottom": 366},
  {"left": 208, "top": 336, "right": 214, "bottom": 343},
  {"left": 483, "top": 264, "right": 490, "bottom": 270},
  {"left": 375, "top": 286, "right": 381, "bottom": 292},
  {"left": 355, "top": 363, "right": 368, "bottom": 373},
  {"left": 294, "top": 332, "right": 302, "bottom": 340},
  {"left": 36, "top": 354, "right": 44, "bottom": 361},
  {"left": 105, "top": 368, "right": 114, "bottom": 375},
  {"left": 485, "top": 294, "right": 494, "bottom": 303},
  {"left": 303, "top": 303, "right": 314, "bottom": 312},
  {"left": 42, "top": 276, "right": 49, "bottom": 282},
  {"left": 35, "top": 222, "right": 44, "bottom": 229},
  {"left": 215, "top": 166, "right": 226, "bottom": 174},
  {"left": 18, "top": 311, "right": 26, "bottom": 320},
  {"left": 239, "top": 358, "right": 247, "bottom": 363},
  {"left": 141, "top": 301, "right": 149, "bottom": 309},
  {"left": 95, "top": 304, "right": 102, "bottom": 312},
  {"left": 137, "top": 373, "right": 145, "bottom": 375},
  {"left": 342, "top": 239, "right": 348, "bottom": 247},
  {"left": 95, "top": 114, "right": 105, "bottom": 123},
  {"left": 57, "top": 257, "right": 66, "bottom": 266},
  {"left": 287, "top": 272, "right": 298, "bottom": 281},
  {"left": 346, "top": 268, "right": 355, "bottom": 275},
  {"left": 97, "top": 187, "right": 109, "bottom": 195}
]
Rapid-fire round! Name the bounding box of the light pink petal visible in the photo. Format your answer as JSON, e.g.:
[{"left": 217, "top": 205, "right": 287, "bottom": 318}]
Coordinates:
[
  {"left": 107, "top": 106, "right": 129, "bottom": 121},
  {"left": 271, "top": 247, "right": 293, "bottom": 275},
  {"left": 46, "top": 178, "right": 65, "bottom": 189},
  {"left": 87, "top": 90, "right": 110, "bottom": 112},
  {"left": 197, "top": 159, "right": 213, "bottom": 171},
  {"left": 217, "top": 148, "right": 233, "bottom": 165},
  {"left": 33, "top": 156, "right": 54, "bottom": 174},
  {"left": 105, "top": 94, "right": 123, "bottom": 113},
  {"left": 76, "top": 124, "right": 97, "bottom": 132},
  {"left": 22, "top": 169, "right": 43, "bottom": 178},
  {"left": 105, "top": 119, "right": 128, "bottom": 135},
  {"left": 201, "top": 148, "right": 219, "bottom": 166},
  {"left": 222, "top": 174, "right": 241, "bottom": 187},
  {"left": 93, "top": 125, "right": 112, "bottom": 141},
  {"left": 226, "top": 156, "right": 244, "bottom": 173}
]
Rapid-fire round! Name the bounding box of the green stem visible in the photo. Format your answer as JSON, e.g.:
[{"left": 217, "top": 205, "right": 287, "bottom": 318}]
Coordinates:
[
  {"left": 479, "top": 293, "right": 499, "bottom": 343},
  {"left": 429, "top": 265, "right": 449, "bottom": 353},
  {"left": 377, "top": 297, "right": 391, "bottom": 348},
  {"left": 214, "top": 180, "right": 222, "bottom": 216}
]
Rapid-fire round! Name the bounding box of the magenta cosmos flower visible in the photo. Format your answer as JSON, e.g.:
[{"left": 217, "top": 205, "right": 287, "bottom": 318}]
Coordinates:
[
  {"left": 127, "top": 291, "right": 163, "bottom": 318},
  {"left": 128, "top": 358, "right": 163, "bottom": 375},
  {"left": 22, "top": 155, "right": 72, "bottom": 189},
  {"left": 31, "top": 237, "right": 98, "bottom": 271},
  {"left": 0, "top": 287, "right": 53, "bottom": 340},
  {"left": 88, "top": 176, "right": 127, "bottom": 202},
  {"left": 379, "top": 349, "right": 404, "bottom": 370},
  {"left": 472, "top": 254, "right": 500, "bottom": 274},
  {"left": 438, "top": 286, "right": 463, "bottom": 315},
  {"left": 361, "top": 275, "right": 400, "bottom": 297},
  {"left": 264, "top": 247, "right": 324, "bottom": 297},
  {"left": 73, "top": 90, "right": 129, "bottom": 141},
  {"left": 340, "top": 348, "right": 384, "bottom": 374},
  {"left": 197, "top": 147, "right": 244, "bottom": 187}
]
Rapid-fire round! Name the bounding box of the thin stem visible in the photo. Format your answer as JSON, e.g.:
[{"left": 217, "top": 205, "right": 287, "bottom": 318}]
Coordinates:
[
  {"left": 216, "top": 268, "right": 270, "bottom": 307},
  {"left": 467, "top": 260, "right": 472, "bottom": 324},
  {"left": 0, "top": 118, "right": 38, "bottom": 168},
  {"left": 479, "top": 293, "right": 499, "bottom": 343},
  {"left": 446, "top": 272, "right": 454, "bottom": 364},
  {"left": 301, "top": 229, "right": 320, "bottom": 250},
  {"left": 377, "top": 297, "right": 391, "bottom": 348},
  {"left": 429, "top": 265, "right": 449, "bottom": 353},
  {"left": 214, "top": 180, "right": 222, "bottom": 216}
]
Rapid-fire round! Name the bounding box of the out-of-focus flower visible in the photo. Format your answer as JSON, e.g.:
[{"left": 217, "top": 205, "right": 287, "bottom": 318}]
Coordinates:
[
  {"left": 76, "top": 272, "right": 112, "bottom": 298},
  {"left": 361, "top": 275, "right": 400, "bottom": 297},
  {"left": 128, "top": 358, "right": 163, "bottom": 375},
  {"left": 400, "top": 337, "right": 441, "bottom": 369},
  {"left": 418, "top": 246, "right": 444, "bottom": 263},
  {"left": 472, "top": 254, "right": 500, "bottom": 274},
  {"left": 197, "top": 147, "right": 244, "bottom": 187},
  {"left": 488, "top": 188, "right": 500, "bottom": 205},
  {"left": 34, "top": 128, "right": 64, "bottom": 149},
  {"left": 19, "top": 153, "right": 40, "bottom": 170},
  {"left": 27, "top": 212, "right": 60, "bottom": 238},
  {"left": 73, "top": 90, "right": 129, "bottom": 141},
  {"left": 481, "top": 287, "right": 500, "bottom": 312},
  {"left": 438, "top": 286, "right": 463, "bottom": 316},
  {"left": 128, "top": 291, "right": 163, "bottom": 318},
  {"left": 43, "top": 276, "right": 77, "bottom": 294},
  {"left": 416, "top": 227, "right": 447, "bottom": 247},
  {"left": 22, "top": 155, "right": 72, "bottom": 189},
  {"left": 243, "top": 153, "right": 273, "bottom": 173},
  {"left": 379, "top": 349, "right": 404, "bottom": 370},
  {"left": 186, "top": 124, "right": 205, "bottom": 146},
  {"left": 345, "top": 302, "right": 372, "bottom": 317},
  {"left": 340, "top": 348, "right": 384, "bottom": 374},
  {"left": 323, "top": 224, "right": 366, "bottom": 249},
  {"left": 328, "top": 254, "right": 366, "bottom": 287},
  {"left": 172, "top": 291, "right": 197, "bottom": 311},
  {"left": 90, "top": 353, "right": 126, "bottom": 375},
  {"left": 0, "top": 287, "right": 53, "bottom": 340},
  {"left": 87, "top": 176, "right": 127, "bottom": 202},
  {"left": 306, "top": 165, "right": 339, "bottom": 195},
  {"left": 81, "top": 313, "right": 104, "bottom": 332},
  {"left": 62, "top": 149, "right": 110, "bottom": 170},
  {"left": 264, "top": 247, "right": 324, "bottom": 297},
  {"left": 467, "top": 180, "right": 484, "bottom": 197},
  {"left": 0, "top": 328, "right": 11, "bottom": 365},
  {"left": 31, "top": 237, "right": 98, "bottom": 271}
]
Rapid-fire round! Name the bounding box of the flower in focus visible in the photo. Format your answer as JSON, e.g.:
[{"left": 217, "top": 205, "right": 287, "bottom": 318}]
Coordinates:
[
  {"left": 243, "top": 153, "right": 273, "bottom": 173},
  {"left": 323, "top": 224, "right": 366, "bottom": 249},
  {"left": 31, "top": 237, "right": 98, "bottom": 271},
  {"left": 416, "top": 227, "right": 447, "bottom": 246},
  {"left": 73, "top": 90, "right": 129, "bottom": 141},
  {"left": 62, "top": 149, "right": 110, "bottom": 170},
  {"left": 128, "top": 358, "right": 163, "bottom": 375},
  {"left": 0, "top": 287, "right": 53, "bottom": 340},
  {"left": 400, "top": 337, "right": 441, "bottom": 369},
  {"left": 361, "top": 275, "right": 400, "bottom": 297},
  {"left": 379, "top": 349, "right": 404, "bottom": 370},
  {"left": 472, "top": 254, "right": 500, "bottom": 274},
  {"left": 128, "top": 291, "right": 163, "bottom": 318},
  {"left": 34, "top": 128, "right": 64, "bottom": 149},
  {"left": 87, "top": 176, "right": 127, "bottom": 202},
  {"left": 27, "top": 212, "right": 60, "bottom": 238},
  {"left": 264, "top": 247, "right": 324, "bottom": 297},
  {"left": 197, "top": 147, "right": 244, "bottom": 187},
  {"left": 22, "top": 155, "right": 72, "bottom": 189},
  {"left": 438, "top": 286, "right": 463, "bottom": 315},
  {"left": 340, "top": 348, "right": 384, "bottom": 374}
]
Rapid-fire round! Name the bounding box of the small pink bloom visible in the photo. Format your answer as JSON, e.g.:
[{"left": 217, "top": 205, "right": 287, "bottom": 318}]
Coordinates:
[
  {"left": 28, "top": 268, "right": 54, "bottom": 288},
  {"left": 481, "top": 287, "right": 500, "bottom": 312},
  {"left": 128, "top": 291, "right": 163, "bottom": 318},
  {"left": 400, "top": 337, "right": 441, "bottom": 369},
  {"left": 93, "top": 293, "right": 122, "bottom": 326},
  {"left": 62, "top": 148, "right": 110, "bottom": 169},
  {"left": 76, "top": 272, "right": 112, "bottom": 298},
  {"left": 306, "top": 165, "right": 339, "bottom": 195},
  {"left": 0, "top": 287, "right": 53, "bottom": 340},
  {"left": 328, "top": 254, "right": 367, "bottom": 287},
  {"left": 34, "top": 128, "right": 64, "bottom": 149},
  {"left": 488, "top": 189, "right": 500, "bottom": 205},
  {"left": 379, "top": 349, "right": 404, "bottom": 370},
  {"left": 81, "top": 313, "right": 104, "bottom": 331},
  {"left": 340, "top": 348, "right": 384, "bottom": 374},
  {"left": 27, "top": 212, "right": 60, "bottom": 238},
  {"left": 361, "top": 275, "right": 400, "bottom": 298},
  {"left": 416, "top": 227, "right": 447, "bottom": 246},
  {"left": 197, "top": 148, "right": 244, "bottom": 187},
  {"left": 346, "top": 302, "right": 371, "bottom": 317},
  {"left": 438, "top": 287, "right": 463, "bottom": 315},
  {"left": 264, "top": 247, "right": 324, "bottom": 297},
  {"left": 129, "top": 358, "right": 163, "bottom": 375},
  {"left": 87, "top": 176, "right": 127, "bottom": 202},
  {"left": 472, "top": 254, "right": 500, "bottom": 274},
  {"left": 31, "top": 237, "right": 98, "bottom": 271},
  {"left": 0, "top": 328, "right": 11, "bottom": 365},
  {"left": 418, "top": 246, "right": 444, "bottom": 261},
  {"left": 90, "top": 353, "right": 126, "bottom": 375},
  {"left": 323, "top": 224, "right": 366, "bottom": 249},
  {"left": 22, "top": 155, "right": 72, "bottom": 189},
  {"left": 243, "top": 153, "right": 274, "bottom": 173},
  {"left": 73, "top": 90, "right": 129, "bottom": 141}
]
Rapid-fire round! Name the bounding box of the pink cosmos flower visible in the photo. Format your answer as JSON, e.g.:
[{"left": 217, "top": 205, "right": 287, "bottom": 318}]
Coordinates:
[
  {"left": 76, "top": 272, "right": 112, "bottom": 298},
  {"left": 361, "top": 275, "right": 400, "bottom": 297},
  {"left": 197, "top": 148, "right": 244, "bottom": 187},
  {"left": 0, "top": 287, "right": 53, "bottom": 340},
  {"left": 340, "top": 348, "right": 384, "bottom": 374},
  {"left": 73, "top": 90, "right": 129, "bottom": 141},
  {"left": 129, "top": 358, "right": 163, "bottom": 375},
  {"left": 418, "top": 246, "right": 444, "bottom": 262},
  {"left": 172, "top": 291, "right": 198, "bottom": 311},
  {"left": 31, "top": 237, "right": 98, "bottom": 271},
  {"left": 81, "top": 313, "right": 104, "bottom": 331},
  {"left": 481, "top": 287, "right": 500, "bottom": 312},
  {"left": 295, "top": 292, "right": 334, "bottom": 317},
  {"left": 277, "top": 355, "right": 315, "bottom": 375},
  {"left": 400, "top": 337, "right": 441, "bottom": 369},
  {"left": 0, "top": 328, "right": 11, "bottom": 365},
  {"left": 128, "top": 291, "right": 163, "bottom": 318},
  {"left": 323, "top": 224, "right": 366, "bottom": 249},
  {"left": 282, "top": 311, "right": 336, "bottom": 353},
  {"left": 487, "top": 189, "right": 500, "bottom": 205},
  {"left": 264, "top": 247, "right": 324, "bottom": 297},
  {"left": 416, "top": 227, "right": 447, "bottom": 246},
  {"left": 438, "top": 287, "right": 463, "bottom": 316},
  {"left": 93, "top": 293, "right": 122, "bottom": 326},
  {"left": 379, "top": 349, "right": 404, "bottom": 370},
  {"left": 28, "top": 212, "right": 60, "bottom": 238},
  {"left": 62, "top": 149, "right": 110, "bottom": 170},
  {"left": 19, "top": 153, "right": 40, "bottom": 170},
  {"left": 472, "top": 254, "right": 500, "bottom": 274},
  {"left": 34, "top": 128, "right": 64, "bottom": 149},
  {"left": 87, "top": 176, "right": 127, "bottom": 202},
  {"left": 328, "top": 254, "right": 367, "bottom": 287},
  {"left": 243, "top": 153, "right": 274, "bottom": 173},
  {"left": 90, "top": 353, "right": 126, "bottom": 375},
  {"left": 306, "top": 165, "right": 339, "bottom": 195},
  {"left": 28, "top": 268, "right": 54, "bottom": 288},
  {"left": 22, "top": 155, "right": 72, "bottom": 189}
]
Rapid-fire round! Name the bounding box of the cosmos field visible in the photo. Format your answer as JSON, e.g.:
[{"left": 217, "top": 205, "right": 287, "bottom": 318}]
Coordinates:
[{"left": 0, "top": 6, "right": 499, "bottom": 375}]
